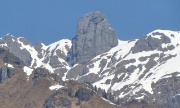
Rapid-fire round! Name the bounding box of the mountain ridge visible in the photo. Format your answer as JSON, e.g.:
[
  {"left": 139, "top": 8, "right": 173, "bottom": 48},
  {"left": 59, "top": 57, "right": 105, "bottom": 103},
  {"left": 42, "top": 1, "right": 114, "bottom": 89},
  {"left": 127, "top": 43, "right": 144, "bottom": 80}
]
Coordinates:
[{"left": 0, "top": 12, "right": 180, "bottom": 108}]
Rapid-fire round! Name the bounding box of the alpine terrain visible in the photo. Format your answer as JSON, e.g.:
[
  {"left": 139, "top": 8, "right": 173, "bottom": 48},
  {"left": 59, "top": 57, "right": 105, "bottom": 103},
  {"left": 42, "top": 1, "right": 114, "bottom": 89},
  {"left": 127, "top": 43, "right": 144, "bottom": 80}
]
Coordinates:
[{"left": 0, "top": 12, "right": 180, "bottom": 108}]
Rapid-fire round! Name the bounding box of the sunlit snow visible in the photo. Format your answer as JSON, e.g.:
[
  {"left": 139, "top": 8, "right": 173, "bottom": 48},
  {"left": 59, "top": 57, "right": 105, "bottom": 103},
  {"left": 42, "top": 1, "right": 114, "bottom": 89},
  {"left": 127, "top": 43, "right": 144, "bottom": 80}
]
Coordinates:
[{"left": 49, "top": 84, "right": 64, "bottom": 90}]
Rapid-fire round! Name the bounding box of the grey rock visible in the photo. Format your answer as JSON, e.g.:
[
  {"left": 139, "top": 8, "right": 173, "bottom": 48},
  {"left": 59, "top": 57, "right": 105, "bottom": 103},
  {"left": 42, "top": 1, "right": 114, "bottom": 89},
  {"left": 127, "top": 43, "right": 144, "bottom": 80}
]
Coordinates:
[
  {"left": 144, "top": 58, "right": 157, "bottom": 71},
  {"left": 105, "top": 79, "right": 111, "bottom": 84},
  {"left": 42, "top": 57, "right": 49, "bottom": 64},
  {"left": 167, "top": 45, "right": 175, "bottom": 50},
  {"left": 0, "top": 38, "right": 5, "bottom": 44},
  {"left": 2, "top": 34, "right": 16, "bottom": 44},
  {"left": 35, "top": 42, "right": 44, "bottom": 59},
  {"left": 116, "top": 66, "right": 127, "bottom": 73},
  {"left": 49, "top": 56, "right": 61, "bottom": 68},
  {"left": 0, "top": 67, "right": 8, "bottom": 83},
  {"left": 152, "top": 73, "right": 180, "bottom": 108},
  {"left": 56, "top": 49, "right": 68, "bottom": 61},
  {"left": 53, "top": 68, "right": 68, "bottom": 79},
  {"left": 78, "top": 73, "right": 101, "bottom": 83},
  {"left": 7, "top": 67, "right": 16, "bottom": 78},
  {"left": 0, "top": 48, "right": 23, "bottom": 66},
  {"left": 162, "top": 45, "right": 175, "bottom": 52},
  {"left": 116, "top": 59, "right": 136, "bottom": 68},
  {"left": 160, "top": 54, "right": 176, "bottom": 64},
  {"left": 0, "top": 35, "right": 32, "bottom": 66},
  {"left": 127, "top": 65, "right": 137, "bottom": 73},
  {"left": 52, "top": 74, "right": 65, "bottom": 85},
  {"left": 150, "top": 53, "right": 159, "bottom": 58},
  {"left": 138, "top": 56, "right": 158, "bottom": 80},
  {"left": 111, "top": 51, "right": 121, "bottom": 64},
  {"left": 72, "top": 12, "right": 118, "bottom": 64},
  {"left": 99, "top": 59, "right": 107, "bottom": 72},
  {"left": 0, "top": 67, "right": 16, "bottom": 83},
  {"left": 131, "top": 34, "right": 171, "bottom": 53},
  {"left": 19, "top": 37, "right": 31, "bottom": 46},
  {"left": 99, "top": 59, "right": 107, "bottom": 68},
  {"left": 9, "top": 45, "right": 32, "bottom": 66},
  {"left": 88, "top": 64, "right": 94, "bottom": 68},
  {"left": 66, "top": 64, "right": 87, "bottom": 80},
  {"left": 138, "top": 56, "right": 148, "bottom": 62}
]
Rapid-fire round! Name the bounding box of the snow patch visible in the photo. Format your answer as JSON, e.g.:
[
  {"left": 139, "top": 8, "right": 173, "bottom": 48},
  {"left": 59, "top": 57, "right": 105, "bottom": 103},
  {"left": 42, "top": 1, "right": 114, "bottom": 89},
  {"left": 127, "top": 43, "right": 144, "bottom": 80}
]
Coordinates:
[
  {"left": 49, "top": 84, "right": 64, "bottom": 90},
  {"left": 101, "top": 97, "right": 117, "bottom": 106},
  {"left": 135, "top": 95, "right": 144, "bottom": 100},
  {"left": 23, "top": 66, "right": 33, "bottom": 76},
  {"left": 7, "top": 64, "right": 14, "bottom": 68}
]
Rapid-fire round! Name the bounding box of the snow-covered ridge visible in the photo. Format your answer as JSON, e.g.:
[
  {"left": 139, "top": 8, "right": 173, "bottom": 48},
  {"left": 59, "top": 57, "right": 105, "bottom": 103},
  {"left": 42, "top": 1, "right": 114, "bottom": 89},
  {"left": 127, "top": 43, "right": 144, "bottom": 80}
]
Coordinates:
[
  {"left": 94, "top": 30, "right": 180, "bottom": 94},
  {"left": 46, "top": 39, "right": 71, "bottom": 56},
  {"left": 0, "top": 35, "right": 72, "bottom": 75},
  {"left": 71, "top": 30, "right": 180, "bottom": 101},
  {"left": 1, "top": 30, "right": 180, "bottom": 104},
  {"left": 38, "top": 39, "right": 72, "bottom": 73}
]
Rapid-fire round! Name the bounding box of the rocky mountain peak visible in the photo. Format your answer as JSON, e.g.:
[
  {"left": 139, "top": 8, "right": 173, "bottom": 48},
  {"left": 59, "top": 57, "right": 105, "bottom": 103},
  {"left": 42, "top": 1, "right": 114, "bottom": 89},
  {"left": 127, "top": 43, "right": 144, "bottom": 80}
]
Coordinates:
[
  {"left": 1, "top": 12, "right": 180, "bottom": 108},
  {"left": 71, "top": 12, "right": 118, "bottom": 64}
]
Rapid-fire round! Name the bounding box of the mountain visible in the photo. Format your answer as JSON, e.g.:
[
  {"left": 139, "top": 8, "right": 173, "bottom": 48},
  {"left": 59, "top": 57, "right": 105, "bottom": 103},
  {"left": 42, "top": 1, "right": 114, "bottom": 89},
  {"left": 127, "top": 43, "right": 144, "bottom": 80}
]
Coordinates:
[
  {"left": 0, "top": 12, "right": 180, "bottom": 108},
  {"left": 0, "top": 49, "right": 154, "bottom": 108}
]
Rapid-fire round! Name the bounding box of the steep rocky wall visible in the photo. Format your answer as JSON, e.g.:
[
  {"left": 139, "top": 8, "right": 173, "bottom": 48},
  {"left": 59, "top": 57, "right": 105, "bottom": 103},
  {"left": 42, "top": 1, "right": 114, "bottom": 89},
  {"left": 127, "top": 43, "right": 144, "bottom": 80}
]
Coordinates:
[{"left": 71, "top": 12, "right": 118, "bottom": 64}]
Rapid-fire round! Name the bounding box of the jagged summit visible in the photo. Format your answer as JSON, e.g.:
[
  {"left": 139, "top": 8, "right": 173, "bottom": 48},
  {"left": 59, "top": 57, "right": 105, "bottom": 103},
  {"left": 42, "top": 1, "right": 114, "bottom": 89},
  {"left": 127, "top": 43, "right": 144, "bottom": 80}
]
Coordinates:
[{"left": 71, "top": 12, "right": 118, "bottom": 64}]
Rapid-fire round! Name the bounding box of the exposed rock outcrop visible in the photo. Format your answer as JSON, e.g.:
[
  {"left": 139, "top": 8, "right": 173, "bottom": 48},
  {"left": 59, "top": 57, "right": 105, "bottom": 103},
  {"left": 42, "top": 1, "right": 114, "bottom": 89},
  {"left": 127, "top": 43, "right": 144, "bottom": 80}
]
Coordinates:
[
  {"left": 0, "top": 67, "right": 17, "bottom": 83},
  {"left": 0, "top": 35, "right": 32, "bottom": 66},
  {"left": 152, "top": 73, "right": 180, "bottom": 108},
  {"left": 131, "top": 32, "right": 173, "bottom": 53},
  {"left": 0, "top": 67, "right": 8, "bottom": 83},
  {"left": 0, "top": 48, "right": 23, "bottom": 66},
  {"left": 72, "top": 12, "right": 118, "bottom": 64}
]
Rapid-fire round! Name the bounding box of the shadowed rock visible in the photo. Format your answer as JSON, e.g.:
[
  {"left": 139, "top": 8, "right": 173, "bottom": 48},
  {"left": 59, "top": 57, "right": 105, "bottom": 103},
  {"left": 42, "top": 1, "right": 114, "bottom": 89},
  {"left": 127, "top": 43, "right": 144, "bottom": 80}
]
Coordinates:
[
  {"left": 0, "top": 67, "right": 17, "bottom": 83},
  {"left": 0, "top": 48, "right": 23, "bottom": 66},
  {"left": 75, "top": 88, "right": 93, "bottom": 101}
]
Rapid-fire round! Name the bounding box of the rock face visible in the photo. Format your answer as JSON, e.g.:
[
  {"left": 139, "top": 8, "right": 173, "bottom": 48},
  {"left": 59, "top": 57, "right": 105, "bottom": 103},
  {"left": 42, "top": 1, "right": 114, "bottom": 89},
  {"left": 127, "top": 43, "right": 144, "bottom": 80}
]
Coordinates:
[
  {"left": 72, "top": 12, "right": 118, "bottom": 64},
  {"left": 0, "top": 35, "right": 32, "bottom": 66},
  {"left": 0, "top": 67, "right": 8, "bottom": 83},
  {"left": 0, "top": 67, "right": 16, "bottom": 83},
  {"left": 0, "top": 48, "right": 23, "bottom": 66},
  {"left": 131, "top": 32, "right": 173, "bottom": 53},
  {"left": 152, "top": 74, "right": 180, "bottom": 108}
]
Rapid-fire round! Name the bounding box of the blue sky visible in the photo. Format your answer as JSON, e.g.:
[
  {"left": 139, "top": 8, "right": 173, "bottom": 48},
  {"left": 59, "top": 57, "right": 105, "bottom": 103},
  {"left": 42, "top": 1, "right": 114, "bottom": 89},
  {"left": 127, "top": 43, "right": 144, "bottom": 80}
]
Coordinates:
[{"left": 0, "top": 0, "right": 180, "bottom": 45}]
